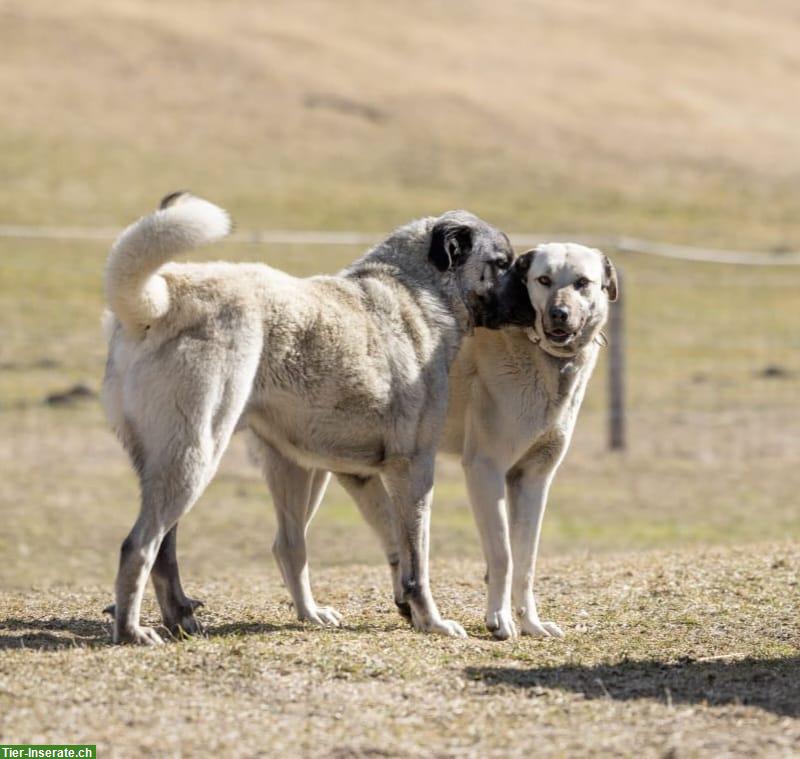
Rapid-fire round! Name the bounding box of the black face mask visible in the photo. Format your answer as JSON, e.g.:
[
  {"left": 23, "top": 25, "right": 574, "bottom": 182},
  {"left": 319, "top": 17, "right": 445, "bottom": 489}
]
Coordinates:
[{"left": 475, "top": 261, "right": 535, "bottom": 330}]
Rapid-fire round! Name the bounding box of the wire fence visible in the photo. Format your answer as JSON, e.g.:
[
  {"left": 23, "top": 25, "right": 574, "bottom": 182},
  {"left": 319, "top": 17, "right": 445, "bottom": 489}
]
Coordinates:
[{"left": 2, "top": 224, "right": 800, "bottom": 266}]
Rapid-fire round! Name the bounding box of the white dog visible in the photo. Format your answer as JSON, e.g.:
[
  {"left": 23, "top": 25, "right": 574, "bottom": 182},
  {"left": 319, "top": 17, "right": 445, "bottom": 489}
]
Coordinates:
[{"left": 439, "top": 243, "right": 618, "bottom": 638}]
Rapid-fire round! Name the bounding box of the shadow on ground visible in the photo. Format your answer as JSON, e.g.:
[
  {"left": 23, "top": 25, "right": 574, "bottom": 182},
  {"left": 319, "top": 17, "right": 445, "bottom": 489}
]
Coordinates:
[
  {"left": 0, "top": 617, "right": 110, "bottom": 650},
  {"left": 202, "top": 620, "right": 304, "bottom": 637},
  {"left": 466, "top": 657, "right": 800, "bottom": 717},
  {"left": 0, "top": 616, "right": 311, "bottom": 650}
]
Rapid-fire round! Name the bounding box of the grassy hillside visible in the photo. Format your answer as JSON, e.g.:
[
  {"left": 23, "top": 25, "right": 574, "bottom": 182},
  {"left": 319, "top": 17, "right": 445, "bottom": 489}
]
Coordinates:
[{"left": 1, "top": 0, "right": 800, "bottom": 246}]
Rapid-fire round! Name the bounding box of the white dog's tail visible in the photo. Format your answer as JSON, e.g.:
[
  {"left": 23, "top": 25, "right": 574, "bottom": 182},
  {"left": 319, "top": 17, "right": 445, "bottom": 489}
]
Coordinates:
[{"left": 104, "top": 192, "right": 232, "bottom": 334}]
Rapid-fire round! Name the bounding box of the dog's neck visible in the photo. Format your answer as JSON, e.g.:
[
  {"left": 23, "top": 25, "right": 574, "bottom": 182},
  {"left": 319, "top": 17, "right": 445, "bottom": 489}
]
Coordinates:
[
  {"left": 345, "top": 218, "right": 489, "bottom": 340},
  {"left": 514, "top": 325, "right": 599, "bottom": 381},
  {"left": 523, "top": 326, "right": 602, "bottom": 362},
  {"left": 347, "top": 245, "right": 477, "bottom": 339}
]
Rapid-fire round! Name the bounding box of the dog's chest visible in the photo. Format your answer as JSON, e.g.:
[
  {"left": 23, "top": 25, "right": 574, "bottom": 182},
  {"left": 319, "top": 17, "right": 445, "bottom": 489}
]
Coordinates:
[
  {"left": 495, "top": 372, "right": 567, "bottom": 455},
  {"left": 460, "top": 344, "right": 588, "bottom": 466}
]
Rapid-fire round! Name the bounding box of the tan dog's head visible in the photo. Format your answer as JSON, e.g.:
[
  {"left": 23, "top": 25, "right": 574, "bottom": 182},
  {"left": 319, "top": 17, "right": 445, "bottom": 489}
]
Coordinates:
[{"left": 488, "top": 243, "right": 618, "bottom": 356}]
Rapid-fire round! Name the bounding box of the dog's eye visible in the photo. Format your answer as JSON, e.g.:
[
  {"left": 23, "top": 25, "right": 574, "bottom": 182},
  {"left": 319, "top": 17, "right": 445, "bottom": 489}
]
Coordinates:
[
  {"left": 575, "top": 277, "right": 590, "bottom": 289},
  {"left": 493, "top": 258, "right": 510, "bottom": 270},
  {"left": 537, "top": 275, "right": 552, "bottom": 287}
]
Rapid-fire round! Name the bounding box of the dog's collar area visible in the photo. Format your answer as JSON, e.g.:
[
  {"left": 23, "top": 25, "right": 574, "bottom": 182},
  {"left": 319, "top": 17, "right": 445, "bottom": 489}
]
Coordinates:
[
  {"left": 524, "top": 327, "right": 541, "bottom": 345},
  {"left": 524, "top": 327, "right": 574, "bottom": 358},
  {"left": 525, "top": 326, "right": 607, "bottom": 359}
]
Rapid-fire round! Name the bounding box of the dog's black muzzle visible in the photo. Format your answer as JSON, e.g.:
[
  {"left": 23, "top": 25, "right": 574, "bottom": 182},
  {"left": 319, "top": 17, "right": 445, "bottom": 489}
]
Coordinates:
[{"left": 474, "top": 260, "right": 536, "bottom": 330}]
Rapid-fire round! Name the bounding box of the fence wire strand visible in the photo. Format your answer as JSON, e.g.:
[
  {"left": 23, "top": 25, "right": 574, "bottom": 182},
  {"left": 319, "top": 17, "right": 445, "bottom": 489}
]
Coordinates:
[{"left": 1, "top": 224, "right": 799, "bottom": 266}]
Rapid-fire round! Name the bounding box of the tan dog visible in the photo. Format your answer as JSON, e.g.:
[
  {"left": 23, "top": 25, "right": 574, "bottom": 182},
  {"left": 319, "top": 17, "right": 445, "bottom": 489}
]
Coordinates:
[
  {"left": 439, "top": 243, "right": 619, "bottom": 638},
  {"left": 102, "top": 192, "right": 513, "bottom": 644}
]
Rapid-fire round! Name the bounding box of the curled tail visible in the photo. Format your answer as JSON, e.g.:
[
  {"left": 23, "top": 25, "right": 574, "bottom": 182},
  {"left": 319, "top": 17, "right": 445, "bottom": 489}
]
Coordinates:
[{"left": 104, "top": 192, "right": 232, "bottom": 335}]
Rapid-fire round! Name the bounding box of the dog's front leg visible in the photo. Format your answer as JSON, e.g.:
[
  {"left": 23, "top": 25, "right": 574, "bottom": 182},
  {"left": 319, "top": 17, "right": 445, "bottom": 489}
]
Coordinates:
[
  {"left": 462, "top": 451, "right": 515, "bottom": 640},
  {"left": 259, "top": 444, "right": 341, "bottom": 627},
  {"left": 506, "top": 460, "right": 565, "bottom": 638},
  {"left": 380, "top": 456, "right": 466, "bottom": 638}
]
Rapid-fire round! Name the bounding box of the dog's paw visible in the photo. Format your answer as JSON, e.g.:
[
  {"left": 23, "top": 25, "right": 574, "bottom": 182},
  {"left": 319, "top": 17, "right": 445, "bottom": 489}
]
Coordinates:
[
  {"left": 519, "top": 616, "right": 564, "bottom": 639},
  {"left": 300, "top": 606, "right": 343, "bottom": 627},
  {"left": 486, "top": 608, "right": 518, "bottom": 641},
  {"left": 165, "top": 611, "right": 203, "bottom": 638},
  {"left": 114, "top": 625, "right": 165, "bottom": 646},
  {"left": 415, "top": 617, "right": 468, "bottom": 638},
  {"left": 166, "top": 598, "right": 205, "bottom": 636},
  {"left": 186, "top": 597, "right": 205, "bottom": 612}
]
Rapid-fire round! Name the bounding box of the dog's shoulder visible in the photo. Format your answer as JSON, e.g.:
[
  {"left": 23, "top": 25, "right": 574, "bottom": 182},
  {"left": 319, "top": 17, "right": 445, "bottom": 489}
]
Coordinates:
[
  {"left": 343, "top": 217, "right": 442, "bottom": 297},
  {"left": 341, "top": 236, "right": 459, "bottom": 344}
]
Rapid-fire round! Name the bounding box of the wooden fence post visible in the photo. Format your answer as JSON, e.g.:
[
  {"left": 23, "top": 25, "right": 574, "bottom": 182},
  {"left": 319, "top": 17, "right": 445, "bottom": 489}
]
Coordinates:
[{"left": 608, "top": 267, "right": 626, "bottom": 450}]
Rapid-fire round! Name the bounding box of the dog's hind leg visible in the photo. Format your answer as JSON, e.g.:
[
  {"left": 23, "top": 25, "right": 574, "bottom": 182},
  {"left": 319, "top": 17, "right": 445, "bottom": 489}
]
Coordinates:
[
  {"left": 114, "top": 440, "right": 218, "bottom": 645},
  {"left": 305, "top": 469, "right": 332, "bottom": 527},
  {"left": 115, "top": 396, "right": 251, "bottom": 646},
  {"left": 254, "top": 438, "right": 340, "bottom": 626},
  {"left": 337, "top": 474, "right": 409, "bottom": 619},
  {"left": 151, "top": 524, "right": 205, "bottom": 636},
  {"left": 112, "top": 343, "right": 259, "bottom": 645},
  {"left": 104, "top": 523, "right": 203, "bottom": 634}
]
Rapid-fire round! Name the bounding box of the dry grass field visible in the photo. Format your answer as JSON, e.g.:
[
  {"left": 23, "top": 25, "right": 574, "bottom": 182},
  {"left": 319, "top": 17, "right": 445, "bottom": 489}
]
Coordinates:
[
  {"left": 2, "top": 549, "right": 799, "bottom": 756},
  {"left": 2, "top": 1, "right": 800, "bottom": 756}
]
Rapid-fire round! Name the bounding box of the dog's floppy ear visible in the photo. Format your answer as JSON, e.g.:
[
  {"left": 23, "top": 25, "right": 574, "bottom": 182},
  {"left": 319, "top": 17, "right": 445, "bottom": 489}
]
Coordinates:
[
  {"left": 429, "top": 221, "right": 473, "bottom": 272},
  {"left": 601, "top": 253, "right": 619, "bottom": 302},
  {"left": 514, "top": 248, "right": 536, "bottom": 277}
]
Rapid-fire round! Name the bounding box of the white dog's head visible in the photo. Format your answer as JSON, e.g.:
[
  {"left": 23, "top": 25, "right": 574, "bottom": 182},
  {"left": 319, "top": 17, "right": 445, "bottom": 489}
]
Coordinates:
[{"left": 485, "top": 243, "right": 618, "bottom": 356}]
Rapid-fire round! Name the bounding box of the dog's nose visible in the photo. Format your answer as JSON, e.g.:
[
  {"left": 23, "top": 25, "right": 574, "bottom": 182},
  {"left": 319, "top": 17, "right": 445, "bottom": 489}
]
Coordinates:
[{"left": 549, "top": 305, "right": 569, "bottom": 323}]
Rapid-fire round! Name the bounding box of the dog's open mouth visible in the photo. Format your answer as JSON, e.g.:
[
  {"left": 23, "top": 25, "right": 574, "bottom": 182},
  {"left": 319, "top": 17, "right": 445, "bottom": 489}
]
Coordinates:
[{"left": 545, "top": 328, "right": 577, "bottom": 345}]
